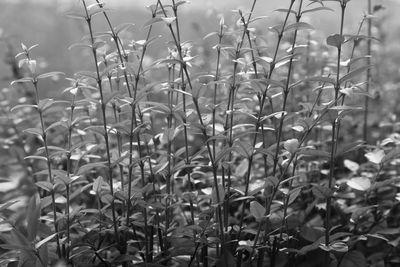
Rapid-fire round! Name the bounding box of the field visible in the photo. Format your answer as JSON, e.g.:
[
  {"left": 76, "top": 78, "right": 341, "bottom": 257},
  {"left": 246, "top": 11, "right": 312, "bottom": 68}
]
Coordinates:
[{"left": 1, "top": 0, "right": 400, "bottom": 266}]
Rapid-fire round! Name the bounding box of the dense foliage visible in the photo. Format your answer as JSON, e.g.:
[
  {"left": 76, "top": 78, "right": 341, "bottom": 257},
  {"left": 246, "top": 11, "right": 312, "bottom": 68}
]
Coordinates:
[{"left": 1, "top": 0, "right": 400, "bottom": 266}]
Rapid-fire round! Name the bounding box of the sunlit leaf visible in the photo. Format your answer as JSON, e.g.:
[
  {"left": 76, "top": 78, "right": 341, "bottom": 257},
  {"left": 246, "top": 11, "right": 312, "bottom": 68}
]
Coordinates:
[
  {"left": 343, "top": 159, "right": 359, "bottom": 172},
  {"left": 284, "top": 138, "right": 299, "bottom": 154},
  {"left": 365, "top": 149, "right": 385, "bottom": 164},
  {"left": 347, "top": 177, "right": 371, "bottom": 191}
]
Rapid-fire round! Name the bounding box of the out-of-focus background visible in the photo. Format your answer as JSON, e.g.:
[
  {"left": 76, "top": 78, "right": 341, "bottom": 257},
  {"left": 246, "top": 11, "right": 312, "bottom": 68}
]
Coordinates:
[{"left": 0, "top": 0, "right": 397, "bottom": 95}]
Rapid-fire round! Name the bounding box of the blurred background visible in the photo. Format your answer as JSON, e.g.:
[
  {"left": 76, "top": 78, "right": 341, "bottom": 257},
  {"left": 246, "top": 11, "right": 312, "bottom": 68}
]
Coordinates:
[{"left": 0, "top": 0, "right": 396, "bottom": 94}]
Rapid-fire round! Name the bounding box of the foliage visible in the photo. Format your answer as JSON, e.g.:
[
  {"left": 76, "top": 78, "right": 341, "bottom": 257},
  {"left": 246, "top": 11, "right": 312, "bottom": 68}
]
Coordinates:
[{"left": 0, "top": 0, "right": 399, "bottom": 266}]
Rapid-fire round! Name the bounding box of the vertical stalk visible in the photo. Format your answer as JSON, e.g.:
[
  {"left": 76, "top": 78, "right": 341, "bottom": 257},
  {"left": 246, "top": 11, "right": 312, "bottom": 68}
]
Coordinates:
[
  {"left": 213, "top": 18, "right": 224, "bottom": 228},
  {"left": 237, "top": 0, "right": 296, "bottom": 240},
  {"left": 93, "top": 2, "right": 160, "bottom": 259},
  {"left": 81, "top": 0, "right": 119, "bottom": 246},
  {"left": 272, "top": 0, "right": 303, "bottom": 176},
  {"left": 325, "top": 1, "right": 347, "bottom": 265},
  {"left": 363, "top": 0, "right": 372, "bottom": 143},
  {"left": 65, "top": 90, "right": 77, "bottom": 261},
  {"left": 17, "top": 44, "right": 62, "bottom": 258},
  {"left": 157, "top": 0, "right": 226, "bottom": 254},
  {"left": 33, "top": 81, "right": 62, "bottom": 258},
  {"left": 223, "top": 3, "right": 258, "bottom": 226}
]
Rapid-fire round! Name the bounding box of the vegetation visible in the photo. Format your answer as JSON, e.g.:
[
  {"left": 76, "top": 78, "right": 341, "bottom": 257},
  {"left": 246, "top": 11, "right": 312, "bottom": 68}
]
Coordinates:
[{"left": 1, "top": 0, "right": 399, "bottom": 266}]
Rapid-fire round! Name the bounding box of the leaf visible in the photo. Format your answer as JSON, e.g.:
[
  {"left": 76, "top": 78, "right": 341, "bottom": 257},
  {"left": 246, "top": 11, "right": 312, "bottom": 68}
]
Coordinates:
[
  {"left": 339, "top": 251, "right": 367, "bottom": 267},
  {"left": 329, "top": 105, "right": 362, "bottom": 111},
  {"left": 197, "top": 74, "right": 215, "bottom": 84},
  {"left": 336, "top": 141, "right": 364, "bottom": 156},
  {"left": 0, "top": 200, "right": 19, "bottom": 212},
  {"left": 35, "top": 233, "right": 57, "bottom": 250},
  {"left": 68, "top": 42, "right": 92, "bottom": 50},
  {"left": 345, "top": 34, "right": 380, "bottom": 43},
  {"left": 211, "top": 184, "right": 225, "bottom": 205},
  {"left": 214, "top": 147, "right": 236, "bottom": 164},
  {"left": 250, "top": 201, "right": 266, "bottom": 221},
  {"left": 25, "top": 156, "right": 47, "bottom": 162},
  {"left": 35, "top": 181, "right": 53, "bottom": 192},
  {"left": 302, "top": 76, "right": 336, "bottom": 85},
  {"left": 319, "top": 241, "right": 348, "bottom": 252},
  {"left": 365, "top": 149, "right": 385, "bottom": 164},
  {"left": 65, "top": 12, "right": 87, "bottom": 20},
  {"left": 11, "top": 77, "right": 34, "bottom": 85},
  {"left": 339, "top": 65, "right": 374, "bottom": 84},
  {"left": 298, "top": 232, "right": 350, "bottom": 255},
  {"left": 235, "top": 158, "right": 249, "bottom": 177},
  {"left": 298, "top": 149, "right": 330, "bottom": 159},
  {"left": 92, "top": 176, "right": 104, "bottom": 195},
  {"left": 302, "top": 6, "right": 334, "bottom": 14},
  {"left": 326, "top": 34, "right": 344, "bottom": 48},
  {"left": 40, "top": 196, "right": 53, "bottom": 209},
  {"left": 77, "top": 162, "right": 108, "bottom": 175},
  {"left": 27, "top": 194, "right": 40, "bottom": 241},
  {"left": 175, "top": 0, "right": 189, "bottom": 7},
  {"left": 142, "top": 17, "right": 163, "bottom": 28},
  {"left": 45, "top": 121, "right": 68, "bottom": 133},
  {"left": 274, "top": 8, "right": 297, "bottom": 15},
  {"left": 343, "top": 159, "right": 359, "bottom": 172},
  {"left": 10, "top": 104, "right": 37, "bottom": 112},
  {"left": 288, "top": 187, "right": 302, "bottom": 205},
  {"left": 257, "top": 56, "right": 273, "bottom": 64},
  {"left": 347, "top": 177, "right": 371, "bottom": 191},
  {"left": 284, "top": 138, "right": 299, "bottom": 154},
  {"left": 284, "top": 22, "right": 314, "bottom": 32},
  {"left": 161, "top": 17, "right": 176, "bottom": 25},
  {"left": 36, "top": 72, "right": 65, "bottom": 80},
  {"left": 38, "top": 98, "right": 56, "bottom": 111},
  {"left": 312, "top": 184, "right": 332, "bottom": 199},
  {"left": 114, "top": 23, "right": 135, "bottom": 34},
  {"left": 203, "top": 31, "right": 218, "bottom": 40},
  {"left": 382, "top": 147, "right": 400, "bottom": 163}
]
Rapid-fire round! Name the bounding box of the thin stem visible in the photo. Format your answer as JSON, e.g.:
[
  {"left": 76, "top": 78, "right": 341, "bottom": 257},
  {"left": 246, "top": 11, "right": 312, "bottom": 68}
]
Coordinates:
[
  {"left": 65, "top": 92, "right": 76, "bottom": 261},
  {"left": 364, "top": 0, "right": 372, "bottom": 143},
  {"left": 325, "top": 2, "right": 347, "bottom": 265},
  {"left": 81, "top": 0, "right": 119, "bottom": 246},
  {"left": 272, "top": 0, "right": 303, "bottom": 177},
  {"left": 157, "top": 0, "right": 226, "bottom": 253},
  {"left": 33, "top": 81, "right": 62, "bottom": 258},
  {"left": 237, "top": 0, "right": 296, "bottom": 241}
]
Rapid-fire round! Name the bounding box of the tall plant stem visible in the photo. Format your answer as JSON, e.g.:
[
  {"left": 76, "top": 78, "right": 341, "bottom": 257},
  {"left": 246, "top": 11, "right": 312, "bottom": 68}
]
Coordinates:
[
  {"left": 213, "top": 18, "right": 224, "bottom": 229},
  {"left": 93, "top": 2, "right": 160, "bottom": 259},
  {"left": 364, "top": 0, "right": 372, "bottom": 143},
  {"left": 171, "top": 0, "right": 192, "bottom": 229},
  {"left": 325, "top": 2, "right": 347, "bottom": 265},
  {"left": 65, "top": 93, "right": 77, "bottom": 261},
  {"left": 32, "top": 81, "right": 62, "bottom": 258},
  {"left": 251, "top": 86, "right": 345, "bottom": 265},
  {"left": 335, "top": 14, "right": 368, "bottom": 162},
  {"left": 265, "top": 1, "right": 303, "bottom": 265},
  {"left": 218, "top": 0, "right": 257, "bottom": 231},
  {"left": 81, "top": 0, "right": 119, "bottom": 246},
  {"left": 272, "top": 0, "right": 303, "bottom": 176},
  {"left": 237, "top": 0, "right": 296, "bottom": 240},
  {"left": 157, "top": 0, "right": 226, "bottom": 253}
]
